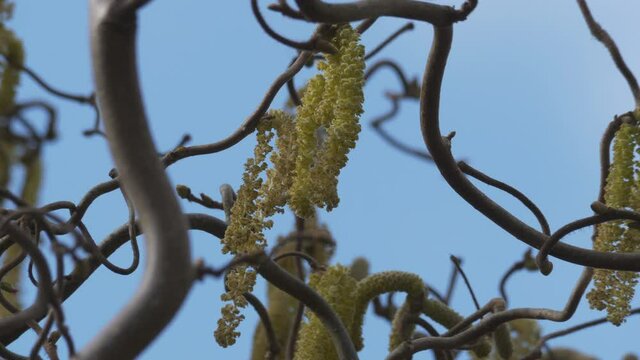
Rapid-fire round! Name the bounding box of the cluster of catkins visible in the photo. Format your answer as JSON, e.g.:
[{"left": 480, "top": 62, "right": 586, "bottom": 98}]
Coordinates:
[
  {"left": 278, "top": 265, "right": 492, "bottom": 360},
  {"left": 587, "top": 115, "right": 640, "bottom": 325},
  {"left": 215, "top": 25, "right": 365, "bottom": 347}
]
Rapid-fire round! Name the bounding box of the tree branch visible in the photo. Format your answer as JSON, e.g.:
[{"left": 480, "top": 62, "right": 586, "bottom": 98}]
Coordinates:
[
  {"left": 576, "top": 0, "right": 640, "bottom": 108},
  {"left": 386, "top": 268, "right": 593, "bottom": 359},
  {"left": 419, "top": 25, "right": 640, "bottom": 271},
  {"left": 292, "top": 0, "right": 472, "bottom": 26},
  {"left": 77, "top": 2, "right": 192, "bottom": 358}
]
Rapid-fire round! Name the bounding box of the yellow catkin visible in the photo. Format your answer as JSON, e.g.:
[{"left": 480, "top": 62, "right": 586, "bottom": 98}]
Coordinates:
[
  {"left": 289, "top": 75, "right": 326, "bottom": 218},
  {"left": 0, "top": 26, "right": 23, "bottom": 115},
  {"left": 290, "top": 25, "right": 365, "bottom": 218},
  {"left": 0, "top": 156, "right": 41, "bottom": 317},
  {"left": 251, "top": 220, "right": 334, "bottom": 360},
  {"left": 293, "top": 265, "right": 357, "bottom": 360},
  {"left": 216, "top": 120, "right": 275, "bottom": 347},
  {"left": 221, "top": 24, "right": 364, "bottom": 349},
  {"left": 587, "top": 123, "right": 640, "bottom": 325},
  {"left": 351, "top": 271, "right": 424, "bottom": 351},
  {"left": 259, "top": 110, "right": 297, "bottom": 217},
  {"left": 250, "top": 240, "right": 299, "bottom": 360},
  {"left": 388, "top": 301, "right": 414, "bottom": 351},
  {"left": 0, "top": 12, "right": 25, "bottom": 317}
]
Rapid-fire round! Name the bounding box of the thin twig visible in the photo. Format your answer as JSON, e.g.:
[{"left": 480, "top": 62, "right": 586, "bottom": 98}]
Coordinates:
[
  {"left": 576, "top": 0, "right": 640, "bottom": 108},
  {"left": 413, "top": 318, "right": 453, "bottom": 360},
  {"left": 252, "top": 0, "right": 336, "bottom": 53},
  {"left": 0, "top": 57, "right": 93, "bottom": 105},
  {"left": 387, "top": 268, "right": 594, "bottom": 359},
  {"left": 522, "top": 308, "right": 640, "bottom": 360},
  {"left": 285, "top": 217, "right": 307, "bottom": 360},
  {"left": 458, "top": 161, "right": 551, "bottom": 236},
  {"left": 499, "top": 250, "right": 536, "bottom": 305},
  {"left": 244, "top": 293, "right": 280, "bottom": 360},
  {"left": 450, "top": 256, "right": 479, "bottom": 310},
  {"left": 267, "top": 0, "right": 305, "bottom": 20},
  {"left": 272, "top": 251, "right": 323, "bottom": 271},
  {"left": 365, "top": 22, "right": 414, "bottom": 60},
  {"left": 443, "top": 259, "right": 459, "bottom": 305}
]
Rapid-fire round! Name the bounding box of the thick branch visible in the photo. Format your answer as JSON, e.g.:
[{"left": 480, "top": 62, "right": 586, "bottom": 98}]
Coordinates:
[
  {"left": 419, "top": 25, "right": 640, "bottom": 271},
  {"left": 255, "top": 256, "right": 359, "bottom": 360},
  {"left": 77, "top": 2, "right": 192, "bottom": 359},
  {"left": 293, "top": 0, "right": 469, "bottom": 26}
]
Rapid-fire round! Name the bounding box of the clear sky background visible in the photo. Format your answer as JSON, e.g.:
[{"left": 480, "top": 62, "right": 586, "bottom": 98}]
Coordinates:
[{"left": 8, "top": 1, "right": 640, "bottom": 359}]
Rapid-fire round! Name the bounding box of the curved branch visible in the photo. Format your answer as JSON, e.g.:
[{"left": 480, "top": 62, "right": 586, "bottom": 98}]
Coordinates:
[
  {"left": 370, "top": 95, "right": 433, "bottom": 162},
  {"left": 12, "top": 101, "right": 57, "bottom": 140},
  {"left": 162, "top": 50, "right": 312, "bottom": 167},
  {"left": 386, "top": 268, "right": 594, "bottom": 359},
  {"left": 46, "top": 43, "right": 313, "bottom": 236},
  {"left": 0, "top": 220, "right": 55, "bottom": 338},
  {"left": 1, "top": 214, "right": 226, "bottom": 345},
  {"left": 577, "top": 0, "right": 640, "bottom": 108},
  {"left": 449, "top": 256, "right": 479, "bottom": 310},
  {"left": 419, "top": 25, "right": 640, "bottom": 271},
  {"left": 365, "top": 22, "right": 414, "bottom": 60},
  {"left": 268, "top": 0, "right": 305, "bottom": 20},
  {"left": 272, "top": 250, "right": 323, "bottom": 271},
  {"left": 252, "top": 0, "right": 336, "bottom": 53},
  {"left": 522, "top": 308, "right": 640, "bottom": 360},
  {"left": 255, "top": 256, "right": 359, "bottom": 360},
  {"left": 5, "top": 211, "right": 359, "bottom": 359},
  {"left": 78, "top": 2, "right": 192, "bottom": 358},
  {"left": 365, "top": 60, "right": 412, "bottom": 93},
  {"left": 292, "top": 0, "right": 471, "bottom": 26},
  {"left": 537, "top": 203, "right": 640, "bottom": 275},
  {"left": 0, "top": 58, "right": 93, "bottom": 105},
  {"left": 243, "top": 293, "right": 279, "bottom": 360},
  {"left": 498, "top": 250, "right": 536, "bottom": 306},
  {"left": 458, "top": 161, "right": 551, "bottom": 236}
]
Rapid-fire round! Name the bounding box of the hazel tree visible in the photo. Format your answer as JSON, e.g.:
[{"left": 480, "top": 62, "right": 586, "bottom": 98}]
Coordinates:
[{"left": 0, "top": 1, "right": 639, "bottom": 360}]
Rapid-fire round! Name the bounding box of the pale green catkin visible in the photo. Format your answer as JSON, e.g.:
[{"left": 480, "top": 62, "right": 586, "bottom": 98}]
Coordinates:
[{"left": 588, "top": 122, "right": 640, "bottom": 325}]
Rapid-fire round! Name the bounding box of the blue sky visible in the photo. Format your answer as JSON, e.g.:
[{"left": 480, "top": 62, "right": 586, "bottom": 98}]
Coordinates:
[{"left": 8, "top": 1, "right": 640, "bottom": 359}]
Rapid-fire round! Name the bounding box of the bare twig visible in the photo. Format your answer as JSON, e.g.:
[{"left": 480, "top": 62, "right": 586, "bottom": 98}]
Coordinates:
[
  {"left": 272, "top": 250, "right": 323, "bottom": 272},
  {"left": 449, "top": 256, "right": 479, "bottom": 310},
  {"left": 244, "top": 293, "right": 280, "bottom": 360},
  {"left": 0, "top": 58, "right": 93, "bottom": 105},
  {"left": 365, "top": 22, "right": 414, "bottom": 60},
  {"left": 577, "top": 0, "right": 640, "bottom": 108},
  {"left": 522, "top": 308, "right": 640, "bottom": 360},
  {"left": 498, "top": 250, "right": 537, "bottom": 305},
  {"left": 252, "top": 0, "right": 336, "bottom": 54},
  {"left": 458, "top": 161, "right": 551, "bottom": 236},
  {"left": 268, "top": 0, "right": 305, "bottom": 20},
  {"left": 387, "top": 268, "right": 593, "bottom": 359}
]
